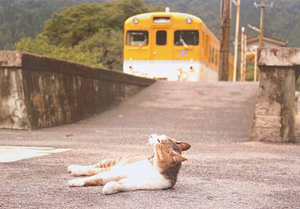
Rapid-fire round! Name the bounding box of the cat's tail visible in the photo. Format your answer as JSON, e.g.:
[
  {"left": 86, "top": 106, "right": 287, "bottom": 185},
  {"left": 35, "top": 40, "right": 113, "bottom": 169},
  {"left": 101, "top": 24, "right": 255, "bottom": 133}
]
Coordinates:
[{"left": 93, "top": 158, "right": 118, "bottom": 168}]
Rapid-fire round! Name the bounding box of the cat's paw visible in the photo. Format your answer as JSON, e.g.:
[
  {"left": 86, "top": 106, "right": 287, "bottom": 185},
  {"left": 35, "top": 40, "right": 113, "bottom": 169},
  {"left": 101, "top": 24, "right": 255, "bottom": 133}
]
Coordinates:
[
  {"left": 67, "top": 165, "right": 90, "bottom": 176},
  {"left": 68, "top": 178, "right": 86, "bottom": 187},
  {"left": 103, "top": 181, "right": 119, "bottom": 195},
  {"left": 67, "top": 165, "right": 80, "bottom": 172}
]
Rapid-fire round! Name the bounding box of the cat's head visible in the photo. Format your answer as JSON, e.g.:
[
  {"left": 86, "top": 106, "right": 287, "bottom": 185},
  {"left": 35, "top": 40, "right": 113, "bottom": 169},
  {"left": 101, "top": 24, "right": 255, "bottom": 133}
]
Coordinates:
[{"left": 148, "top": 134, "right": 191, "bottom": 168}]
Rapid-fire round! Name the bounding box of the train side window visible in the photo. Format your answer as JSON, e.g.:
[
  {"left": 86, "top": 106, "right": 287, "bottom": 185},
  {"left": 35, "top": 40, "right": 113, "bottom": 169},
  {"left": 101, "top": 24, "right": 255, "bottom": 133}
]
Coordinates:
[
  {"left": 126, "top": 31, "right": 148, "bottom": 46},
  {"left": 209, "top": 45, "right": 211, "bottom": 63},
  {"left": 156, "top": 31, "right": 167, "bottom": 45},
  {"left": 215, "top": 50, "right": 218, "bottom": 66},
  {"left": 202, "top": 32, "right": 206, "bottom": 56},
  {"left": 212, "top": 47, "right": 215, "bottom": 64},
  {"left": 202, "top": 32, "right": 205, "bottom": 48},
  {"left": 174, "top": 30, "right": 199, "bottom": 46},
  {"left": 205, "top": 34, "right": 208, "bottom": 60}
]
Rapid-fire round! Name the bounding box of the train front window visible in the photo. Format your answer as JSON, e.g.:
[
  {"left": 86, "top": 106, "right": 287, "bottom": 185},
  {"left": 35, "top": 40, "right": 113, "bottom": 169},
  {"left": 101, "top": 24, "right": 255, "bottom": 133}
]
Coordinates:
[
  {"left": 156, "top": 31, "right": 167, "bottom": 45},
  {"left": 174, "top": 30, "right": 199, "bottom": 46},
  {"left": 127, "top": 31, "right": 148, "bottom": 46}
]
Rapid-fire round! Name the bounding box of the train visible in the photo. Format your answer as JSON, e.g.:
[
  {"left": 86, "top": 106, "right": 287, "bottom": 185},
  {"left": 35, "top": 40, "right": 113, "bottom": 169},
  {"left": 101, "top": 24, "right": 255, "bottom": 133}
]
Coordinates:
[{"left": 123, "top": 8, "right": 233, "bottom": 81}]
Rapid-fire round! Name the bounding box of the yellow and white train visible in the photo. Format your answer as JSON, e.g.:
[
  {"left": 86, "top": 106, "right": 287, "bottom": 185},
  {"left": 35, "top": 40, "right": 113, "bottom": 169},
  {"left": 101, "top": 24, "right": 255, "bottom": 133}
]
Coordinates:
[{"left": 123, "top": 9, "right": 233, "bottom": 81}]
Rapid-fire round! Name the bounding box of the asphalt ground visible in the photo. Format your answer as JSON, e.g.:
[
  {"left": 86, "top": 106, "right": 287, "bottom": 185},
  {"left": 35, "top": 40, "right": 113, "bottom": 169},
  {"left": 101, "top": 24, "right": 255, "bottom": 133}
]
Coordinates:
[{"left": 1, "top": 80, "right": 300, "bottom": 209}]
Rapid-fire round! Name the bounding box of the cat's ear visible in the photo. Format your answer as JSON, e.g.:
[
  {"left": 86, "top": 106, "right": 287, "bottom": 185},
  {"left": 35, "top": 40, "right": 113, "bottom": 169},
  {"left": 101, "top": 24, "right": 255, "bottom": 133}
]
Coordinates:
[
  {"left": 172, "top": 151, "right": 187, "bottom": 163},
  {"left": 176, "top": 142, "right": 191, "bottom": 151}
]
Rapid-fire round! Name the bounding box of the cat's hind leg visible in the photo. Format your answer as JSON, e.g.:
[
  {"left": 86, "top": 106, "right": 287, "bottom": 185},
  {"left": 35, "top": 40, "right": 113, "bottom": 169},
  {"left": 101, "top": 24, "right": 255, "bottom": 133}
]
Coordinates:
[
  {"left": 103, "top": 175, "right": 172, "bottom": 194},
  {"left": 68, "top": 170, "right": 126, "bottom": 187},
  {"left": 68, "top": 165, "right": 112, "bottom": 176},
  {"left": 68, "top": 158, "right": 118, "bottom": 176},
  {"left": 68, "top": 165, "right": 95, "bottom": 176},
  {"left": 102, "top": 178, "right": 145, "bottom": 194},
  {"left": 68, "top": 175, "right": 104, "bottom": 187}
]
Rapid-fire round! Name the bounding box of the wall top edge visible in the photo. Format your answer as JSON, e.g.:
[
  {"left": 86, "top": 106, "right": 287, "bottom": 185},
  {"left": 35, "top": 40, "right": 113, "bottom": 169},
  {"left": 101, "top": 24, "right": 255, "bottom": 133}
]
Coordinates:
[
  {"left": 0, "top": 51, "right": 22, "bottom": 67},
  {"left": 257, "top": 47, "right": 300, "bottom": 67},
  {"left": 0, "top": 51, "right": 155, "bottom": 86}
]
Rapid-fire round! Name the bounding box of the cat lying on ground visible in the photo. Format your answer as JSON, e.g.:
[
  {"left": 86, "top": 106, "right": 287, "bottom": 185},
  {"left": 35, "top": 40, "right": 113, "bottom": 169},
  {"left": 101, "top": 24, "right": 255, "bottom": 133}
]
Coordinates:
[{"left": 68, "top": 134, "right": 191, "bottom": 195}]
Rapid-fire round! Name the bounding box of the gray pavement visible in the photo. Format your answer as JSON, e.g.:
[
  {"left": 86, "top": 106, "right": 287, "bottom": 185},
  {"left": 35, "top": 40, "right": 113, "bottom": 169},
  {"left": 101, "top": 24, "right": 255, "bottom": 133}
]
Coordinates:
[{"left": 1, "top": 80, "right": 300, "bottom": 209}]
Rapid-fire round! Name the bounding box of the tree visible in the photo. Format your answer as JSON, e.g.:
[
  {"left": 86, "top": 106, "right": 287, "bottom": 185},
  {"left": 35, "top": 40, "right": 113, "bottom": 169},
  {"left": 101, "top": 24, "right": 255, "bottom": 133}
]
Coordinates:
[
  {"left": 14, "top": 0, "right": 162, "bottom": 70},
  {"left": 14, "top": 34, "right": 104, "bottom": 68},
  {"left": 0, "top": 0, "right": 79, "bottom": 50},
  {"left": 42, "top": 0, "right": 150, "bottom": 47}
]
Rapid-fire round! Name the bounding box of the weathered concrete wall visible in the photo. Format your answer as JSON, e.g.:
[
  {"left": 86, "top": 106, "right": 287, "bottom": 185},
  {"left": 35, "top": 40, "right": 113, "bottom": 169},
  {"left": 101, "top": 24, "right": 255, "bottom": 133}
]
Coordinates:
[
  {"left": 250, "top": 48, "right": 300, "bottom": 143},
  {"left": 0, "top": 51, "right": 155, "bottom": 130}
]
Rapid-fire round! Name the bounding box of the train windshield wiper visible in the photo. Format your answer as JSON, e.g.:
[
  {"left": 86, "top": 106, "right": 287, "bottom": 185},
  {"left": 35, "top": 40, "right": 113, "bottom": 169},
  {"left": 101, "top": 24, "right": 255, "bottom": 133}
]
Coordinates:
[
  {"left": 180, "top": 35, "right": 188, "bottom": 49},
  {"left": 139, "top": 36, "right": 148, "bottom": 48}
]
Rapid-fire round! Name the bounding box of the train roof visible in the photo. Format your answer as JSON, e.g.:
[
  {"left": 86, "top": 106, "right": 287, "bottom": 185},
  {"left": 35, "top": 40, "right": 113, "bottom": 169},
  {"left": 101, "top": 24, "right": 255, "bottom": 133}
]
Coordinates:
[
  {"left": 124, "top": 11, "right": 219, "bottom": 43},
  {"left": 125, "top": 11, "right": 203, "bottom": 24}
]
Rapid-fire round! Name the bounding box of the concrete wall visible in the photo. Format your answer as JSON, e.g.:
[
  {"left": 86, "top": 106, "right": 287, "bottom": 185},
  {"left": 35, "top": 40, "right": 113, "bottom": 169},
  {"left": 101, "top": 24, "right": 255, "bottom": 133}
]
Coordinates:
[
  {"left": 249, "top": 48, "right": 300, "bottom": 143},
  {"left": 0, "top": 51, "right": 155, "bottom": 130}
]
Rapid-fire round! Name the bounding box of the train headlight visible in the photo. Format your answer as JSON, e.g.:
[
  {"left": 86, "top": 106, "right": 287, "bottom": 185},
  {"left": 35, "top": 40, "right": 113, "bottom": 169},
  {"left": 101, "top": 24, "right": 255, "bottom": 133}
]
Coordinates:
[
  {"left": 186, "top": 17, "right": 192, "bottom": 24},
  {"left": 133, "top": 17, "right": 139, "bottom": 24}
]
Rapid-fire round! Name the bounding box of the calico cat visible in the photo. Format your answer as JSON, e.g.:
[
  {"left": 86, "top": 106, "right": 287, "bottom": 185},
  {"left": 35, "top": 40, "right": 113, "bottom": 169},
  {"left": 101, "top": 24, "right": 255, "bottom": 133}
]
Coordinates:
[{"left": 68, "top": 134, "right": 191, "bottom": 195}]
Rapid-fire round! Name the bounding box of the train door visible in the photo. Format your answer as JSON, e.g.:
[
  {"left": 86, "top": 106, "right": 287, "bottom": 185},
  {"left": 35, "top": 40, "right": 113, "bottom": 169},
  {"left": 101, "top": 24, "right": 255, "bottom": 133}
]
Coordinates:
[{"left": 150, "top": 28, "right": 174, "bottom": 80}]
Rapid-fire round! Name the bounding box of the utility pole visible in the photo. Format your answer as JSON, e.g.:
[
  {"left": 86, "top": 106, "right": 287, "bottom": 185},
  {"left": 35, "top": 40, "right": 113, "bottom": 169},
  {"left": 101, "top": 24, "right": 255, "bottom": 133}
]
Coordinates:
[
  {"left": 247, "top": 24, "right": 260, "bottom": 82},
  {"left": 253, "top": 47, "right": 258, "bottom": 81},
  {"left": 259, "top": 0, "right": 265, "bottom": 47},
  {"left": 219, "top": 0, "right": 231, "bottom": 81},
  {"left": 232, "top": 0, "right": 240, "bottom": 82},
  {"left": 240, "top": 27, "right": 246, "bottom": 82},
  {"left": 255, "top": 1, "right": 273, "bottom": 47}
]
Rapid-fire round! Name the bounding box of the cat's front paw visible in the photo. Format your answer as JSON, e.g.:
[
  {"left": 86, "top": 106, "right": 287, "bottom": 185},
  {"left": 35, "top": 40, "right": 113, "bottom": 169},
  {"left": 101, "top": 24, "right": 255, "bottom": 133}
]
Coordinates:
[
  {"left": 68, "top": 178, "right": 86, "bottom": 187},
  {"left": 67, "top": 165, "right": 91, "bottom": 176},
  {"left": 67, "top": 165, "right": 79, "bottom": 172},
  {"left": 103, "top": 181, "right": 119, "bottom": 195}
]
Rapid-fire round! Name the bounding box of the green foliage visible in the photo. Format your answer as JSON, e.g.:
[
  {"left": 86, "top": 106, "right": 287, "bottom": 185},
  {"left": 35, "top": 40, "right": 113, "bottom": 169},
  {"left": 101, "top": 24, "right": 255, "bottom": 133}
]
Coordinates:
[
  {"left": 75, "top": 29, "right": 124, "bottom": 70},
  {"left": 14, "top": 26, "right": 125, "bottom": 70},
  {"left": 14, "top": 34, "right": 104, "bottom": 68},
  {"left": 43, "top": 3, "right": 104, "bottom": 47},
  {"left": 13, "top": 0, "right": 161, "bottom": 70},
  {"left": 42, "top": 0, "right": 149, "bottom": 47},
  {"left": 0, "top": 0, "right": 85, "bottom": 50},
  {"left": 245, "top": 63, "right": 259, "bottom": 82}
]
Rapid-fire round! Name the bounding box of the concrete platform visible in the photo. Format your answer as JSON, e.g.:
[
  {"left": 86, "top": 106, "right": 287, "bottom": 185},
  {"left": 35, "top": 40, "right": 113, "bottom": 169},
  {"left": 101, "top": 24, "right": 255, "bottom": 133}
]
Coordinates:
[{"left": 1, "top": 81, "right": 300, "bottom": 208}]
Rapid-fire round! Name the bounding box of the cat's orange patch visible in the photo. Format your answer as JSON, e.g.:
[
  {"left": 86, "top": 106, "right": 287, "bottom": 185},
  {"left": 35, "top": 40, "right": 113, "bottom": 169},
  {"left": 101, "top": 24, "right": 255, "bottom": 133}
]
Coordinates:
[
  {"left": 117, "top": 181, "right": 125, "bottom": 185},
  {"left": 84, "top": 178, "right": 103, "bottom": 186}
]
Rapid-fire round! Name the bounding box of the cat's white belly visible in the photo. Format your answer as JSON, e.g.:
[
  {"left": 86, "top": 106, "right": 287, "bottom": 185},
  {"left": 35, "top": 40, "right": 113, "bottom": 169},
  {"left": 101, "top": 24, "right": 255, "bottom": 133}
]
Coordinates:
[
  {"left": 102, "top": 159, "right": 171, "bottom": 194},
  {"left": 110, "top": 159, "right": 167, "bottom": 186}
]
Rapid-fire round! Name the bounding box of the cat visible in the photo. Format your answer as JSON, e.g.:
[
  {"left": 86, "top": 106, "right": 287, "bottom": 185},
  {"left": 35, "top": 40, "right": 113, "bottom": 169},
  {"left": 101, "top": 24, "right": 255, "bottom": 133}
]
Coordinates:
[{"left": 67, "top": 134, "right": 191, "bottom": 195}]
